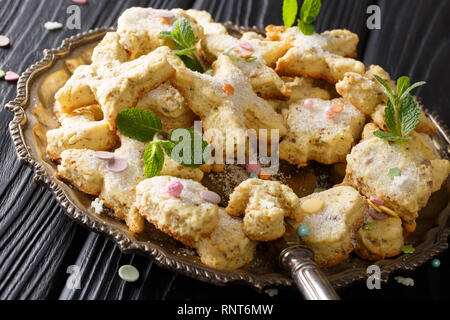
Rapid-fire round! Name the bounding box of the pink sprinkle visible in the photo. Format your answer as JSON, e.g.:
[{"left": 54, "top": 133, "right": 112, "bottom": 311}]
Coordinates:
[
  {"left": 166, "top": 179, "right": 183, "bottom": 197},
  {"left": 368, "top": 207, "right": 389, "bottom": 220},
  {"left": 303, "top": 99, "right": 313, "bottom": 109},
  {"left": 0, "top": 35, "right": 10, "bottom": 47},
  {"left": 107, "top": 158, "right": 128, "bottom": 173},
  {"left": 246, "top": 163, "right": 261, "bottom": 175},
  {"left": 200, "top": 190, "right": 221, "bottom": 204},
  {"left": 72, "top": 0, "right": 87, "bottom": 4},
  {"left": 94, "top": 151, "right": 115, "bottom": 161},
  {"left": 4, "top": 71, "right": 19, "bottom": 81},
  {"left": 370, "top": 197, "right": 384, "bottom": 205},
  {"left": 238, "top": 42, "right": 253, "bottom": 51}
]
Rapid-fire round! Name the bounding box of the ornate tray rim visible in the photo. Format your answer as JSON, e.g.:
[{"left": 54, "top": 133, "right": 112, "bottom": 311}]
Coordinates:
[{"left": 5, "top": 24, "right": 450, "bottom": 292}]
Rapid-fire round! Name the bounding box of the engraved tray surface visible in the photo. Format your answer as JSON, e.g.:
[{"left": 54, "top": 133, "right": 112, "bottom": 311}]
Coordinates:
[{"left": 6, "top": 24, "right": 450, "bottom": 291}]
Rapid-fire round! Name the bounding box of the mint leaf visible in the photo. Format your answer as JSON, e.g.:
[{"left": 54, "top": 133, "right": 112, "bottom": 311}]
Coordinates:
[
  {"left": 283, "top": 0, "right": 298, "bottom": 28},
  {"left": 300, "top": 0, "right": 321, "bottom": 23},
  {"left": 144, "top": 143, "right": 165, "bottom": 178},
  {"left": 180, "top": 55, "right": 203, "bottom": 73},
  {"left": 399, "top": 95, "right": 420, "bottom": 136},
  {"left": 373, "top": 130, "right": 411, "bottom": 142},
  {"left": 384, "top": 100, "right": 398, "bottom": 135},
  {"left": 171, "top": 47, "right": 197, "bottom": 56},
  {"left": 388, "top": 167, "right": 401, "bottom": 179},
  {"left": 176, "top": 18, "right": 196, "bottom": 48},
  {"left": 298, "top": 21, "right": 315, "bottom": 35},
  {"left": 160, "top": 31, "right": 173, "bottom": 39},
  {"left": 399, "top": 81, "right": 426, "bottom": 101},
  {"left": 397, "top": 76, "right": 410, "bottom": 98},
  {"left": 169, "top": 128, "right": 210, "bottom": 168},
  {"left": 116, "top": 109, "right": 162, "bottom": 142},
  {"left": 373, "top": 74, "right": 396, "bottom": 104}
]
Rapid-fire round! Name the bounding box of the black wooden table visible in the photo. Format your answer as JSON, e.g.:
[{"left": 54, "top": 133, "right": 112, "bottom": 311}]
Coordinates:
[{"left": 0, "top": 0, "right": 448, "bottom": 300}]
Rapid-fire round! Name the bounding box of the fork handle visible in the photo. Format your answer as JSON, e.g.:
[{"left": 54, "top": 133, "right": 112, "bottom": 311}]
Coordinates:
[{"left": 280, "top": 246, "right": 340, "bottom": 300}]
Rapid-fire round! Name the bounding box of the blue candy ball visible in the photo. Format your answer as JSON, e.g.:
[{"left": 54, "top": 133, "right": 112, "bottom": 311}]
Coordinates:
[
  {"left": 431, "top": 259, "right": 440, "bottom": 268},
  {"left": 249, "top": 173, "right": 259, "bottom": 179},
  {"left": 297, "top": 225, "right": 309, "bottom": 237}
]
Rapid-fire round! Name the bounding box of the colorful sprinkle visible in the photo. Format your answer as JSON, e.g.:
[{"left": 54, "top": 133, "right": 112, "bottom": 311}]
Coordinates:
[
  {"left": 259, "top": 170, "right": 271, "bottom": 180},
  {"left": 238, "top": 42, "right": 253, "bottom": 51},
  {"left": 388, "top": 167, "right": 401, "bottom": 179},
  {"left": 118, "top": 265, "right": 139, "bottom": 282},
  {"left": 93, "top": 151, "right": 115, "bottom": 161},
  {"left": 0, "top": 35, "right": 10, "bottom": 47},
  {"left": 4, "top": 71, "right": 19, "bottom": 81},
  {"left": 331, "top": 103, "right": 344, "bottom": 113},
  {"left": 157, "top": 16, "right": 170, "bottom": 24},
  {"left": 301, "top": 198, "right": 323, "bottom": 214},
  {"left": 401, "top": 245, "right": 415, "bottom": 254},
  {"left": 166, "top": 179, "right": 183, "bottom": 197},
  {"left": 0, "top": 70, "right": 5, "bottom": 79},
  {"left": 107, "top": 157, "right": 128, "bottom": 173},
  {"left": 431, "top": 259, "right": 440, "bottom": 268},
  {"left": 303, "top": 99, "right": 313, "bottom": 109},
  {"left": 362, "top": 222, "right": 375, "bottom": 230},
  {"left": 72, "top": 0, "right": 87, "bottom": 4},
  {"left": 379, "top": 205, "right": 399, "bottom": 217},
  {"left": 368, "top": 207, "right": 389, "bottom": 220},
  {"left": 370, "top": 196, "right": 384, "bottom": 205},
  {"left": 297, "top": 225, "right": 309, "bottom": 237},
  {"left": 240, "top": 51, "right": 253, "bottom": 59},
  {"left": 44, "top": 21, "right": 63, "bottom": 31},
  {"left": 246, "top": 163, "right": 261, "bottom": 175},
  {"left": 325, "top": 107, "right": 335, "bottom": 119},
  {"left": 249, "top": 173, "right": 259, "bottom": 179},
  {"left": 233, "top": 47, "right": 240, "bottom": 53},
  {"left": 200, "top": 190, "right": 221, "bottom": 204},
  {"left": 222, "top": 83, "right": 234, "bottom": 95}
]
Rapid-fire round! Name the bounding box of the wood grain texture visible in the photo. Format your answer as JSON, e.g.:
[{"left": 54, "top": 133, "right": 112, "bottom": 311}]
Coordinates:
[{"left": 0, "top": 0, "right": 448, "bottom": 300}]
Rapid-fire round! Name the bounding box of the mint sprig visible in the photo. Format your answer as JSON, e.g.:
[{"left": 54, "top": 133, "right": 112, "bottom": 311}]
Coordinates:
[
  {"left": 373, "top": 75, "right": 426, "bottom": 142},
  {"left": 160, "top": 18, "right": 203, "bottom": 72},
  {"left": 282, "top": 0, "right": 321, "bottom": 35},
  {"left": 116, "top": 108, "right": 210, "bottom": 178}
]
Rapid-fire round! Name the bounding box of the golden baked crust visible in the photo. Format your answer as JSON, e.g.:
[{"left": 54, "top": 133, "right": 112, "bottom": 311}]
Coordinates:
[
  {"left": 279, "top": 98, "right": 365, "bottom": 167},
  {"left": 135, "top": 176, "right": 220, "bottom": 246},
  {"left": 194, "top": 209, "right": 257, "bottom": 270},
  {"left": 226, "top": 178, "right": 303, "bottom": 241},
  {"left": 355, "top": 216, "right": 404, "bottom": 260},
  {"left": 344, "top": 124, "right": 450, "bottom": 224},
  {"left": 289, "top": 186, "right": 367, "bottom": 267}
]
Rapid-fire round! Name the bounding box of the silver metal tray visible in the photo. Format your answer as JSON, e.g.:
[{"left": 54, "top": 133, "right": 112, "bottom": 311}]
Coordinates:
[{"left": 6, "top": 24, "right": 450, "bottom": 291}]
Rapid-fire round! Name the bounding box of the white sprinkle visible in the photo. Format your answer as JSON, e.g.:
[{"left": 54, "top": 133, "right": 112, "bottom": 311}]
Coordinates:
[
  {"left": 91, "top": 198, "right": 104, "bottom": 215},
  {"left": 44, "top": 21, "right": 63, "bottom": 31},
  {"left": 394, "top": 276, "right": 414, "bottom": 287},
  {"left": 264, "top": 289, "right": 278, "bottom": 297},
  {"left": 259, "top": 199, "right": 275, "bottom": 209}
]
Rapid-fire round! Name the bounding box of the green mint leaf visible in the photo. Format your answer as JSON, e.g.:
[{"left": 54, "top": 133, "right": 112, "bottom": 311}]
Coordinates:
[
  {"left": 300, "top": 0, "right": 321, "bottom": 24},
  {"left": 175, "top": 18, "right": 196, "bottom": 48},
  {"left": 180, "top": 55, "right": 204, "bottom": 72},
  {"left": 399, "top": 95, "right": 421, "bottom": 136},
  {"left": 396, "top": 76, "right": 410, "bottom": 98},
  {"left": 373, "top": 74, "right": 396, "bottom": 105},
  {"left": 401, "top": 245, "right": 415, "bottom": 254},
  {"left": 388, "top": 167, "right": 402, "bottom": 179},
  {"left": 144, "top": 143, "right": 165, "bottom": 178},
  {"left": 171, "top": 47, "right": 197, "bottom": 56},
  {"left": 283, "top": 0, "right": 298, "bottom": 28},
  {"left": 384, "top": 100, "right": 398, "bottom": 135},
  {"left": 116, "top": 109, "right": 162, "bottom": 142},
  {"left": 373, "top": 130, "right": 412, "bottom": 142},
  {"left": 362, "top": 222, "right": 375, "bottom": 231},
  {"left": 169, "top": 128, "right": 210, "bottom": 168},
  {"left": 298, "top": 21, "right": 315, "bottom": 35},
  {"left": 246, "top": 56, "right": 257, "bottom": 62},
  {"left": 399, "top": 81, "right": 426, "bottom": 101},
  {"left": 160, "top": 31, "right": 173, "bottom": 39}
]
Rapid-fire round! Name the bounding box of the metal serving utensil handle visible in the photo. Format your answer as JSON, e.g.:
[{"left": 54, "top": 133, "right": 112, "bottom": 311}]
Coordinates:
[{"left": 280, "top": 246, "right": 340, "bottom": 300}]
